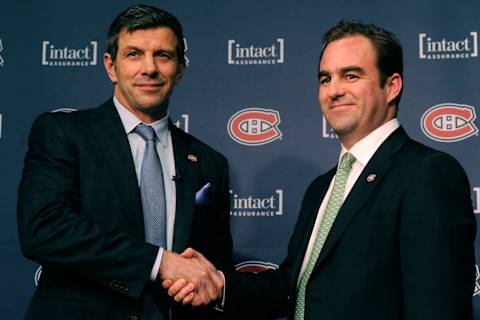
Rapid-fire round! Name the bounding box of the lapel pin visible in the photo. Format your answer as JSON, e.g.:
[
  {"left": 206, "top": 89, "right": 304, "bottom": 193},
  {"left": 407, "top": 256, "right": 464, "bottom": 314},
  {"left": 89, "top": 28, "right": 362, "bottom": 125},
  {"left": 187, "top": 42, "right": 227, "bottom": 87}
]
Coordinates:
[
  {"left": 187, "top": 154, "right": 198, "bottom": 162},
  {"left": 366, "top": 173, "right": 376, "bottom": 182}
]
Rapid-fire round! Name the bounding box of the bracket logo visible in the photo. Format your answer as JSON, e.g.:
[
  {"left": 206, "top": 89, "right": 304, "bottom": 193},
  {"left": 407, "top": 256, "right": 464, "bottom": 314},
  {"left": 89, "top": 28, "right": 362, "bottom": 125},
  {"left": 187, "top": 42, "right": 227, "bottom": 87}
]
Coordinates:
[
  {"left": 42, "top": 40, "right": 97, "bottom": 67},
  {"left": 0, "top": 39, "right": 4, "bottom": 67},
  {"left": 228, "top": 108, "right": 282, "bottom": 146},
  {"left": 475, "top": 265, "right": 480, "bottom": 296},
  {"left": 421, "top": 103, "right": 478, "bottom": 142}
]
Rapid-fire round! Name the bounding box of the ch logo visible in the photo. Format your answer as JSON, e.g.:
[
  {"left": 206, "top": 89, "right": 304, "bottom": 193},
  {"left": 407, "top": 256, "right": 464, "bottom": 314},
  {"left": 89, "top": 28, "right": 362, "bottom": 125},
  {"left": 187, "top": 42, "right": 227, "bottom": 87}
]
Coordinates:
[
  {"left": 236, "top": 261, "right": 278, "bottom": 273},
  {"left": 421, "top": 103, "right": 478, "bottom": 142},
  {"left": 228, "top": 108, "right": 282, "bottom": 146}
]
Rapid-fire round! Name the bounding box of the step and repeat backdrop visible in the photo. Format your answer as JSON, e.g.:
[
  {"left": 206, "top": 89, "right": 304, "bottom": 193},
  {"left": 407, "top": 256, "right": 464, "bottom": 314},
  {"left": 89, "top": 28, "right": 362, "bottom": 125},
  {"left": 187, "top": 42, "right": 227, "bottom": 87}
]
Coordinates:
[{"left": 1, "top": 0, "right": 479, "bottom": 318}]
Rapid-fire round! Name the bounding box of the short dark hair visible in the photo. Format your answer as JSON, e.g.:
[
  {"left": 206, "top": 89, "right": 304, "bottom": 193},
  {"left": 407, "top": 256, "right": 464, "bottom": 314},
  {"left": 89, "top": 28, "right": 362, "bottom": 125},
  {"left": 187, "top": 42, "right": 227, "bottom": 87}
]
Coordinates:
[
  {"left": 106, "top": 4, "right": 185, "bottom": 65},
  {"left": 320, "top": 20, "right": 404, "bottom": 107}
]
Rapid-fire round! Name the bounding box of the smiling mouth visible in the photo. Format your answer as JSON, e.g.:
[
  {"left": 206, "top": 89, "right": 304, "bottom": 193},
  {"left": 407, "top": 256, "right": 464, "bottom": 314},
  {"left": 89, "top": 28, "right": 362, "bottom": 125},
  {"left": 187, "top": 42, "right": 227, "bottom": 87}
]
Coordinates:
[
  {"left": 330, "top": 103, "right": 354, "bottom": 109},
  {"left": 136, "top": 83, "right": 163, "bottom": 92}
]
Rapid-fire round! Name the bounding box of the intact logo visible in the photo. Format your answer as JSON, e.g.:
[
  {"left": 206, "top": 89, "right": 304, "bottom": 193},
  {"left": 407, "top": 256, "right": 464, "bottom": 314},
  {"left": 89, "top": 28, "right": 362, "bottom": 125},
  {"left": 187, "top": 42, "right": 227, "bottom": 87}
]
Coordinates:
[
  {"left": 228, "top": 108, "right": 282, "bottom": 146},
  {"left": 475, "top": 265, "right": 480, "bottom": 296},
  {"left": 236, "top": 261, "right": 278, "bottom": 273},
  {"left": 183, "top": 38, "right": 190, "bottom": 66},
  {"left": 322, "top": 115, "right": 338, "bottom": 139},
  {"left": 173, "top": 113, "right": 189, "bottom": 133},
  {"left": 421, "top": 103, "right": 478, "bottom": 142},
  {"left": 42, "top": 40, "right": 97, "bottom": 67},
  {"left": 228, "top": 38, "right": 284, "bottom": 65},
  {"left": 0, "top": 38, "right": 4, "bottom": 67},
  {"left": 419, "top": 32, "right": 478, "bottom": 60},
  {"left": 473, "top": 187, "right": 480, "bottom": 214},
  {"left": 230, "top": 188, "right": 284, "bottom": 217},
  {"left": 34, "top": 265, "right": 42, "bottom": 286}
]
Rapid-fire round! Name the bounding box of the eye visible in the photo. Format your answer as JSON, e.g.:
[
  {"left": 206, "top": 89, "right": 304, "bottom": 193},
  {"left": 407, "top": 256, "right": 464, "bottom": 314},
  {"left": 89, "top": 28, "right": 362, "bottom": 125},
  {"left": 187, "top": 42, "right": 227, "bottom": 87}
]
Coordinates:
[
  {"left": 319, "top": 76, "right": 331, "bottom": 85},
  {"left": 155, "top": 51, "right": 174, "bottom": 60},
  {"left": 346, "top": 74, "right": 359, "bottom": 81},
  {"left": 126, "top": 51, "right": 138, "bottom": 58}
]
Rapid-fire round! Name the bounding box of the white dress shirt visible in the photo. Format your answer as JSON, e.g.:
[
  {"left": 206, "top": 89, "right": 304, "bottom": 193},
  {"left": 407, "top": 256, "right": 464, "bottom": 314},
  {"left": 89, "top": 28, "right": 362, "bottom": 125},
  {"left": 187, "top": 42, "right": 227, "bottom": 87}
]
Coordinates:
[
  {"left": 297, "top": 118, "right": 400, "bottom": 285},
  {"left": 113, "top": 96, "right": 176, "bottom": 281}
]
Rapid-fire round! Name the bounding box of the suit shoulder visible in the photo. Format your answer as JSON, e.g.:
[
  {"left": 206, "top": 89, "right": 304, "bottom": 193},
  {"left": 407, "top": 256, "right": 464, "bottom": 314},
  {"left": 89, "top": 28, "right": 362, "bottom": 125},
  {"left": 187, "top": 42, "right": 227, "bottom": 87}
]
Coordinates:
[
  {"left": 32, "top": 106, "right": 97, "bottom": 126},
  {"left": 399, "top": 138, "right": 467, "bottom": 177},
  {"left": 403, "top": 138, "right": 462, "bottom": 165}
]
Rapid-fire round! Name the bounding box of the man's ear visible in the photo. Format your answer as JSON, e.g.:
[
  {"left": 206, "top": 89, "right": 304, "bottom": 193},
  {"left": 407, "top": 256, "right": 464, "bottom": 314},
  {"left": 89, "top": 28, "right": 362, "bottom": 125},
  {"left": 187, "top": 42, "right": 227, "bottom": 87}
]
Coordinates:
[
  {"left": 174, "top": 63, "right": 186, "bottom": 85},
  {"left": 385, "top": 73, "right": 402, "bottom": 106},
  {"left": 104, "top": 53, "right": 118, "bottom": 83}
]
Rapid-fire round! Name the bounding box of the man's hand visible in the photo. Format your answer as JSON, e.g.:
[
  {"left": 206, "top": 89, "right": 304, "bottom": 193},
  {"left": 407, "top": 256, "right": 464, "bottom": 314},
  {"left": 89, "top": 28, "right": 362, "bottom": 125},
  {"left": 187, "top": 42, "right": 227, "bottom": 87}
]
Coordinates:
[{"left": 159, "top": 248, "right": 223, "bottom": 306}]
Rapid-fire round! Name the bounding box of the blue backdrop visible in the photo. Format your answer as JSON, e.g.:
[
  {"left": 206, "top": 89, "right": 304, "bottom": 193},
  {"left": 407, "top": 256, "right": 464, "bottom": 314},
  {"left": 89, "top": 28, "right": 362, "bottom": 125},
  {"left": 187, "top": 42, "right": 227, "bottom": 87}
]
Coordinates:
[{"left": 1, "top": 0, "right": 479, "bottom": 318}]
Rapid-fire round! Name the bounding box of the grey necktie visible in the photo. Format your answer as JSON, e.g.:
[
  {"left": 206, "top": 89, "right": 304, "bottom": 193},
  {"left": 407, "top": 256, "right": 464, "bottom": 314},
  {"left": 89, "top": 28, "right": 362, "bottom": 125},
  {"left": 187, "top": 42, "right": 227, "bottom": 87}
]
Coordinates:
[{"left": 135, "top": 124, "right": 167, "bottom": 248}]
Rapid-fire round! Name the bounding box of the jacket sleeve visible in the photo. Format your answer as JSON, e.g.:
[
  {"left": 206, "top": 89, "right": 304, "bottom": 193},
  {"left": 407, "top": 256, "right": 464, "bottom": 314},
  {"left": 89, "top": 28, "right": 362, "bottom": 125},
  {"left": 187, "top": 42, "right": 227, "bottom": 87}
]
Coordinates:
[
  {"left": 17, "top": 112, "right": 159, "bottom": 299},
  {"left": 399, "top": 152, "right": 476, "bottom": 319}
]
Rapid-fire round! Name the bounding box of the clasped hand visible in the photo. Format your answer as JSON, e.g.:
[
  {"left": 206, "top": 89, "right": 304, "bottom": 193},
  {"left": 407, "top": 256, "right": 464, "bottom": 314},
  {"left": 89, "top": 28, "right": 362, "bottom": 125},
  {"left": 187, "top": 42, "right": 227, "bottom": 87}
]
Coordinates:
[{"left": 160, "top": 248, "right": 223, "bottom": 307}]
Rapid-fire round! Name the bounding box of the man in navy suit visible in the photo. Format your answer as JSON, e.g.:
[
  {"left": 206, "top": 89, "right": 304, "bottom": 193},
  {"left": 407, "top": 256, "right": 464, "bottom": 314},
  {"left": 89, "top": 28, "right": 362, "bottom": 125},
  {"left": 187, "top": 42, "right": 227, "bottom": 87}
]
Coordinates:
[
  {"left": 17, "top": 5, "right": 231, "bottom": 320},
  {"left": 166, "top": 21, "right": 476, "bottom": 320}
]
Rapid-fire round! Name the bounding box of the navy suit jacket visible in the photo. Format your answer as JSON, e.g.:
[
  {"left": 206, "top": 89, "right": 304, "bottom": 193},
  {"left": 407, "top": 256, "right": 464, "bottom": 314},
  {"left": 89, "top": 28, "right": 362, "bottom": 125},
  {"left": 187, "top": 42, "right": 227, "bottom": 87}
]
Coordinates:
[
  {"left": 225, "top": 127, "right": 476, "bottom": 320},
  {"left": 18, "top": 99, "right": 233, "bottom": 320}
]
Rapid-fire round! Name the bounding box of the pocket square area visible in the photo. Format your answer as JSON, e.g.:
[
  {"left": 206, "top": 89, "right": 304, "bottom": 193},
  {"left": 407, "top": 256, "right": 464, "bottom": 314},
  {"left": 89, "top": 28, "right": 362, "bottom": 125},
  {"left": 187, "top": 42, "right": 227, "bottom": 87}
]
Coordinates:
[{"left": 195, "top": 182, "right": 211, "bottom": 205}]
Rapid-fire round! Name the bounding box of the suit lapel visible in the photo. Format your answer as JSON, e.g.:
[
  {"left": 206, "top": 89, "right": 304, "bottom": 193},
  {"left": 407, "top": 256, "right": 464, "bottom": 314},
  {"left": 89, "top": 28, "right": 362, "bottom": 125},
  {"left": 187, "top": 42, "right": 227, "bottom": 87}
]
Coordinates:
[
  {"left": 313, "top": 127, "right": 409, "bottom": 270},
  {"left": 88, "top": 100, "right": 144, "bottom": 237},
  {"left": 170, "top": 124, "right": 200, "bottom": 252},
  {"left": 291, "top": 170, "right": 335, "bottom": 278}
]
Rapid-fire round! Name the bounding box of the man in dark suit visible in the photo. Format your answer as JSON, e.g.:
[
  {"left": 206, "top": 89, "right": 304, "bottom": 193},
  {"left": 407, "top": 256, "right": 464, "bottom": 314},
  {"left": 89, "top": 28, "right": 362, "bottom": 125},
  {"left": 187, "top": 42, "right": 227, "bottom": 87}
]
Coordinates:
[
  {"left": 166, "top": 21, "right": 476, "bottom": 319},
  {"left": 17, "top": 5, "right": 231, "bottom": 320}
]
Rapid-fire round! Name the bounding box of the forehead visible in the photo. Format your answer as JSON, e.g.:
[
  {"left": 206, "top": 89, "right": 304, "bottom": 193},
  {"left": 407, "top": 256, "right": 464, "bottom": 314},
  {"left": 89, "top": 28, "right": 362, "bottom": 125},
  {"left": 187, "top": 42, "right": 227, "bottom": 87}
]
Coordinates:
[
  {"left": 117, "top": 27, "right": 178, "bottom": 49},
  {"left": 319, "top": 35, "right": 377, "bottom": 71}
]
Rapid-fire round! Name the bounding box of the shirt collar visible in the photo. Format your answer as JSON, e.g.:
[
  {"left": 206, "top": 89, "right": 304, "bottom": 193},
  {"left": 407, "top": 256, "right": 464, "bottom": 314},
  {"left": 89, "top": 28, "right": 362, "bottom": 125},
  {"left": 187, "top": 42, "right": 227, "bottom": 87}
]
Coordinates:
[
  {"left": 339, "top": 118, "right": 400, "bottom": 167},
  {"left": 113, "top": 96, "right": 170, "bottom": 147}
]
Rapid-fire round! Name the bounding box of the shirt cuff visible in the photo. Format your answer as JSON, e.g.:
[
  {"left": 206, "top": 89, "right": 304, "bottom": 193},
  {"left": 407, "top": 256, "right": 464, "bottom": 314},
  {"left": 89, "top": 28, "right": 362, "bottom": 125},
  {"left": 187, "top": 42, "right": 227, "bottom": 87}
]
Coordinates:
[{"left": 150, "top": 247, "right": 164, "bottom": 281}]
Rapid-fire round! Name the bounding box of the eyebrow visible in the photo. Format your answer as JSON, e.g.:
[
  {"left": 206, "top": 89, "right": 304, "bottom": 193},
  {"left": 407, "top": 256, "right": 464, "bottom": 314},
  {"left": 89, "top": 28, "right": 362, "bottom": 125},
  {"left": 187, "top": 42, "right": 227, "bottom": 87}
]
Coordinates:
[
  {"left": 318, "top": 65, "right": 365, "bottom": 79},
  {"left": 121, "top": 45, "right": 176, "bottom": 54}
]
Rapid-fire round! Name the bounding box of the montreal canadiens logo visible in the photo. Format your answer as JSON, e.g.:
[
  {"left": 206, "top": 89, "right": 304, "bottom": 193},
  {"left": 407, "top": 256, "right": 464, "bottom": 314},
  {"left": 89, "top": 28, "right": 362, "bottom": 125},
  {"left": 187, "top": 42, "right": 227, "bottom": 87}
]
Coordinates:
[
  {"left": 51, "top": 107, "right": 78, "bottom": 113},
  {"left": 228, "top": 108, "right": 282, "bottom": 146},
  {"left": 421, "top": 103, "right": 478, "bottom": 142},
  {"left": 235, "top": 260, "right": 279, "bottom": 273},
  {"left": 34, "top": 265, "right": 42, "bottom": 286}
]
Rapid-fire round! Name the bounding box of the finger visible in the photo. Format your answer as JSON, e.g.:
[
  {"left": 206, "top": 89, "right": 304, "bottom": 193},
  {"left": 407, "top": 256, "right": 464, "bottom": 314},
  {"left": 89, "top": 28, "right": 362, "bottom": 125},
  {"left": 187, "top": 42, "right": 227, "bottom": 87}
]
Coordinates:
[
  {"left": 181, "top": 292, "right": 195, "bottom": 306},
  {"left": 200, "top": 280, "right": 219, "bottom": 304},
  {"left": 167, "top": 279, "right": 188, "bottom": 297},
  {"left": 208, "top": 270, "right": 224, "bottom": 293},
  {"left": 190, "top": 295, "right": 203, "bottom": 307},
  {"left": 173, "top": 282, "right": 195, "bottom": 303},
  {"left": 162, "top": 279, "right": 173, "bottom": 289}
]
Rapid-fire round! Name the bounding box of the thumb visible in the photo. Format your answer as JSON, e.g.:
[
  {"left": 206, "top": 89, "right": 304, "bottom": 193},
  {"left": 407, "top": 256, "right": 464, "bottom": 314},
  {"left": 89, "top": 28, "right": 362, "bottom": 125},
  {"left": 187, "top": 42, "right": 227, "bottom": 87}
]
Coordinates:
[{"left": 180, "top": 247, "right": 196, "bottom": 258}]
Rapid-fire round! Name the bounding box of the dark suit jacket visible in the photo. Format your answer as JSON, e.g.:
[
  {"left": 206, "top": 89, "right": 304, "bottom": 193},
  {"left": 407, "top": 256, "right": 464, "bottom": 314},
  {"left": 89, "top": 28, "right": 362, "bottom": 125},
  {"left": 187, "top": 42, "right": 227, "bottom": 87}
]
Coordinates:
[
  {"left": 17, "top": 99, "right": 233, "bottom": 320},
  {"left": 225, "top": 127, "right": 476, "bottom": 320}
]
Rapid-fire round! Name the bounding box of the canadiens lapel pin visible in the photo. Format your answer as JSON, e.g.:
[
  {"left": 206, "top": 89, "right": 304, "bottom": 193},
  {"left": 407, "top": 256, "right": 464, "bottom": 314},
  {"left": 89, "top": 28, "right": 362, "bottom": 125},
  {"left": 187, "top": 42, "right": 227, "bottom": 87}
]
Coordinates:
[
  {"left": 187, "top": 154, "right": 198, "bottom": 162},
  {"left": 366, "top": 173, "right": 376, "bottom": 182}
]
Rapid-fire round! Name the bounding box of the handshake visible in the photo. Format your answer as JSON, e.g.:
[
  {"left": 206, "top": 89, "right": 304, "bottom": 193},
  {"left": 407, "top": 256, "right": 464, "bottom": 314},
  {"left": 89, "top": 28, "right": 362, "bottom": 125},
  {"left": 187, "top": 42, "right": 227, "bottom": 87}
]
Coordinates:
[{"left": 159, "top": 248, "right": 224, "bottom": 307}]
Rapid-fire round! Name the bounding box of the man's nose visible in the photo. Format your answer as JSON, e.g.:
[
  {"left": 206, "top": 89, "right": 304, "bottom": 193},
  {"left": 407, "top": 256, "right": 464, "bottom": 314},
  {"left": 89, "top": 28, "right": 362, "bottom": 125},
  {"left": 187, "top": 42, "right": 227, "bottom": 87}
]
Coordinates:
[
  {"left": 327, "top": 78, "right": 346, "bottom": 98},
  {"left": 142, "top": 55, "right": 157, "bottom": 76}
]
